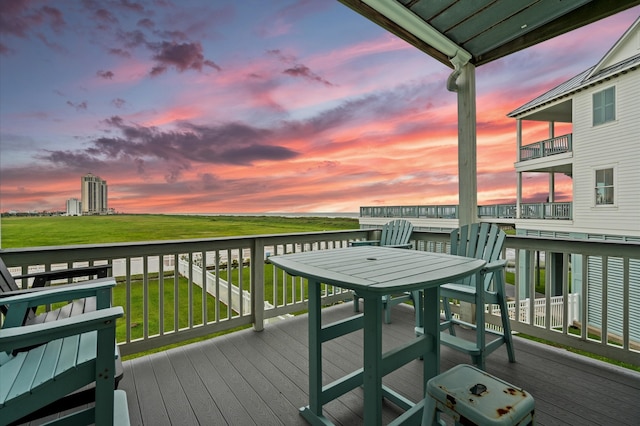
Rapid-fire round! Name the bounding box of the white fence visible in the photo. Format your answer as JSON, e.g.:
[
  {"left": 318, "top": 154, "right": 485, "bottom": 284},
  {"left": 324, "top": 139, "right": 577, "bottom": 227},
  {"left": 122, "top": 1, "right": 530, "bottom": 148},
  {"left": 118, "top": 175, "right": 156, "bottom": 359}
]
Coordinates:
[{"left": 489, "top": 293, "right": 580, "bottom": 329}]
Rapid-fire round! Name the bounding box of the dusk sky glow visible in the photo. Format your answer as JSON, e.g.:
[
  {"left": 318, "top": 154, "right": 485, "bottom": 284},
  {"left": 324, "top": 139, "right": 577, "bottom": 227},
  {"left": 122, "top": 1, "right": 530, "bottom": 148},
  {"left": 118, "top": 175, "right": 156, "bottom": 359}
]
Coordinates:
[{"left": 1, "top": 1, "right": 639, "bottom": 214}]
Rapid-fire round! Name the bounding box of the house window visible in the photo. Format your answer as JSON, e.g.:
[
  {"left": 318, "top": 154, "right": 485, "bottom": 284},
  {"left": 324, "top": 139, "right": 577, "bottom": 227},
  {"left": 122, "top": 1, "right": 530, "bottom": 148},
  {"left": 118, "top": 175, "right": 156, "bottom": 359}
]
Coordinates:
[
  {"left": 592, "top": 87, "right": 615, "bottom": 126},
  {"left": 595, "top": 168, "right": 614, "bottom": 205}
]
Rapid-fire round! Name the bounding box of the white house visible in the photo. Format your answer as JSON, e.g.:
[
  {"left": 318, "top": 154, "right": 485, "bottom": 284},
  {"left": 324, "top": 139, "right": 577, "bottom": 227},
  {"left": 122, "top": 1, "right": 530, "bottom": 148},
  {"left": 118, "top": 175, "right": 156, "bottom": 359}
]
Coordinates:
[
  {"left": 508, "top": 17, "right": 640, "bottom": 343},
  {"left": 509, "top": 17, "right": 640, "bottom": 239}
]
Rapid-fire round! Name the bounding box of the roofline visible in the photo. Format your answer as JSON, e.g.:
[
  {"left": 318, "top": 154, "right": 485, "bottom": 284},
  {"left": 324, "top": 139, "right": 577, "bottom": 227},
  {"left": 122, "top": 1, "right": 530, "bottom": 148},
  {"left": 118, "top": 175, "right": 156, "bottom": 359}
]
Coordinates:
[
  {"left": 507, "top": 58, "right": 640, "bottom": 118},
  {"left": 588, "top": 16, "right": 640, "bottom": 78}
]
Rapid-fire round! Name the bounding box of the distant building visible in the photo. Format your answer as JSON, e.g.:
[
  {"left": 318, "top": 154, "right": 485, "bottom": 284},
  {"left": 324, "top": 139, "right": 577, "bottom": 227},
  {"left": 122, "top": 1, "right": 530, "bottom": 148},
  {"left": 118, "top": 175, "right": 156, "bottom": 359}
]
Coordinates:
[
  {"left": 81, "top": 173, "right": 108, "bottom": 215},
  {"left": 66, "top": 198, "right": 81, "bottom": 216}
]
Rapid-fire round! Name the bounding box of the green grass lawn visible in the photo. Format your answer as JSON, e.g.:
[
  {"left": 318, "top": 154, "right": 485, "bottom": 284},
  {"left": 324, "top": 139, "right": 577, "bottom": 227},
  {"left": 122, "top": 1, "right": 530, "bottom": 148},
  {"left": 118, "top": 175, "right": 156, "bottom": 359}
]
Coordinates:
[{"left": 0, "top": 214, "right": 359, "bottom": 248}]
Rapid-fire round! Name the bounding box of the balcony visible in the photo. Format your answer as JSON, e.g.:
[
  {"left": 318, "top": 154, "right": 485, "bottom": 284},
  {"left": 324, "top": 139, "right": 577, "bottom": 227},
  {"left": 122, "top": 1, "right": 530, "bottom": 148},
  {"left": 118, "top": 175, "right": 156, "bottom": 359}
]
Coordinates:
[
  {"left": 520, "top": 134, "right": 572, "bottom": 161},
  {"left": 2, "top": 229, "right": 639, "bottom": 424}
]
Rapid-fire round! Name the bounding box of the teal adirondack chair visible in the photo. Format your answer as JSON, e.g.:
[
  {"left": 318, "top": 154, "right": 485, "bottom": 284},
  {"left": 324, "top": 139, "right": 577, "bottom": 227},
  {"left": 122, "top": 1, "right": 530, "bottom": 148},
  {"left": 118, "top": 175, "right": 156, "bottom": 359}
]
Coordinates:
[
  {"left": 0, "top": 280, "right": 129, "bottom": 425},
  {"left": 351, "top": 219, "right": 415, "bottom": 323},
  {"left": 0, "top": 257, "right": 124, "bottom": 420},
  {"left": 416, "top": 223, "right": 515, "bottom": 370},
  {"left": 350, "top": 218, "right": 414, "bottom": 249},
  {"left": 0, "top": 257, "right": 112, "bottom": 324}
]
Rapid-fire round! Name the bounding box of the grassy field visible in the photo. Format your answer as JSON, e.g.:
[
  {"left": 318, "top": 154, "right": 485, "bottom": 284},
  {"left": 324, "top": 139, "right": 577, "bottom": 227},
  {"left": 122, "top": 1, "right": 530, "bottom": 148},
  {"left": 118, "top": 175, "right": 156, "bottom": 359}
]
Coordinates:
[{"left": 0, "top": 214, "right": 359, "bottom": 248}]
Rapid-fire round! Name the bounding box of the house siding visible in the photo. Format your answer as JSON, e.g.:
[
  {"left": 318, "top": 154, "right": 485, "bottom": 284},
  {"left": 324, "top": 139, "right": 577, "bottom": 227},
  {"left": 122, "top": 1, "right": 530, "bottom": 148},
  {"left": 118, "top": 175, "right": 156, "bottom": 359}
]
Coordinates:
[{"left": 571, "top": 71, "right": 640, "bottom": 237}]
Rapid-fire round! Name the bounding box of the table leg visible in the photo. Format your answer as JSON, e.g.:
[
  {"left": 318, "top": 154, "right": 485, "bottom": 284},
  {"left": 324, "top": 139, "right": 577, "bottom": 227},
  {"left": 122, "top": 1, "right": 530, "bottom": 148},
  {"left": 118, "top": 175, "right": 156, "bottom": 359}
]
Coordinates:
[
  {"left": 303, "top": 279, "right": 323, "bottom": 420},
  {"left": 362, "top": 294, "right": 383, "bottom": 426},
  {"left": 422, "top": 286, "right": 440, "bottom": 390}
]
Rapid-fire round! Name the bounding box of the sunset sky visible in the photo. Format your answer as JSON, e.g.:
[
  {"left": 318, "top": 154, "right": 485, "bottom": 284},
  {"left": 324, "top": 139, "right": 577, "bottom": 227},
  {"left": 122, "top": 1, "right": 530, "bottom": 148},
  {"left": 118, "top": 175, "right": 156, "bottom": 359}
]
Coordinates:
[{"left": 1, "top": 1, "right": 639, "bottom": 214}]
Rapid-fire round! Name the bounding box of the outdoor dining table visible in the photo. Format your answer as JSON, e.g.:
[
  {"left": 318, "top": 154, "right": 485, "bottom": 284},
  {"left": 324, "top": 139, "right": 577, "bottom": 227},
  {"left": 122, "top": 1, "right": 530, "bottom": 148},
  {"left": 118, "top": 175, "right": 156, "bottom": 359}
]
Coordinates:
[{"left": 268, "top": 245, "right": 487, "bottom": 426}]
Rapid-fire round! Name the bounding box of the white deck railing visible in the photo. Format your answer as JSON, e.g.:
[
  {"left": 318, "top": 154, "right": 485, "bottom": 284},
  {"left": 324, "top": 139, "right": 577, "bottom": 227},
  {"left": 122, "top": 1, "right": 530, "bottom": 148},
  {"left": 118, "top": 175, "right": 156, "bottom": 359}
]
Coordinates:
[
  {"left": 520, "top": 133, "right": 572, "bottom": 160},
  {"left": 2, "top": 229, "right": 638, "bottom": 364}
]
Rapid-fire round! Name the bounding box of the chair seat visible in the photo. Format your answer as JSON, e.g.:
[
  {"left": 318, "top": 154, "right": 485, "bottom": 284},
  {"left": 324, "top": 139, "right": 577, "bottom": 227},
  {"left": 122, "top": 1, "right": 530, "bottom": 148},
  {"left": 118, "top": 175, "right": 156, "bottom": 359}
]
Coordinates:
[
  {"left": 441, "top": 282, "right": 477, "bottom": 296},
  {"left": 441, "top": 283, "right": 500, "bottom": 304},
  {"left": 1, "top": 331, "right": 98, "bottom": 405}
]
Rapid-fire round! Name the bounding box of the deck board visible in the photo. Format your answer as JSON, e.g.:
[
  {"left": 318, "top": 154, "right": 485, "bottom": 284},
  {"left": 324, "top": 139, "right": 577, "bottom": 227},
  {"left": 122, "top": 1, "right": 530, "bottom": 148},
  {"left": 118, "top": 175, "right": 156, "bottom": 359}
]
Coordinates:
[{"left": 117, "top": 302, "right": 640, "bottom": 426}]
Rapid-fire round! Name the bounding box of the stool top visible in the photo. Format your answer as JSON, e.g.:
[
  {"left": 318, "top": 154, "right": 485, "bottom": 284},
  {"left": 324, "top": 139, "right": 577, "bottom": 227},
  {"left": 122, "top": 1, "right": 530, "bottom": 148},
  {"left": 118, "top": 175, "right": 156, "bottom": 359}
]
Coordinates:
[{"left": 427, "top": 364, "right": 535, "bottom": 425}]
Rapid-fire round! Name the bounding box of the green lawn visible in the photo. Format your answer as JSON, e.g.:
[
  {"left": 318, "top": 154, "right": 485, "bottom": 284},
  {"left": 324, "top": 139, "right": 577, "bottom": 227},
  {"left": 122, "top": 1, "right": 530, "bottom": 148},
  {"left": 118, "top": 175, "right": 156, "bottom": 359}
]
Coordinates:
[{"left": 0, "top": 214, "right": 358, "bottom": 248}]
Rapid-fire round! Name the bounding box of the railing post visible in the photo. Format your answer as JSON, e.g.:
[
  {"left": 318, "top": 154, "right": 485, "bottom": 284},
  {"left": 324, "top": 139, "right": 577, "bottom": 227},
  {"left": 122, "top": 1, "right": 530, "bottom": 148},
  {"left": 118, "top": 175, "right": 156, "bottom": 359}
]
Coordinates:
[{"left": 252, "top": 237, "right": 265, "bottom": 332}]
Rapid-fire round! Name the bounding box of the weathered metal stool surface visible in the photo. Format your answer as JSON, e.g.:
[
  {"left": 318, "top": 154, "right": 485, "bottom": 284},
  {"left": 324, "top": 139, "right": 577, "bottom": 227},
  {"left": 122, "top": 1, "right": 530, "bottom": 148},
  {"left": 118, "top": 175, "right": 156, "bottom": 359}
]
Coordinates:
[{"left": 423, "top": 364, "right": 535, "bottom": 425}]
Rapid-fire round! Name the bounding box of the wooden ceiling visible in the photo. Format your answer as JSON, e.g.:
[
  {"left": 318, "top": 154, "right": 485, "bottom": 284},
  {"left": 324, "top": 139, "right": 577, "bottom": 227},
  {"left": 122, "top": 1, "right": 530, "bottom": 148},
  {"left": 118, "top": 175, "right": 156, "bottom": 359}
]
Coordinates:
[{"left": 339, "top": 0, "right": 640, "bottom": 67}]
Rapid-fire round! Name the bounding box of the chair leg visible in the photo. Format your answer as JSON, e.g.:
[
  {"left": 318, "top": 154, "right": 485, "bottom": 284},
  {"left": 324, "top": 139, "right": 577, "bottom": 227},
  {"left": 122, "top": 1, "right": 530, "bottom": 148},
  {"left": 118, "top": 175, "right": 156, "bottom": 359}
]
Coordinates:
[
  {"left": 498, "top": 295, "right": 516, "bottom": 363},
  {"left": 383, "top": 295, "right": 392, "bottom": 324},
  {"left": 421, "top": 394, "right": 437, "bottom": 426},
  {"left": 353, "top": 293, "right": 360, "bottom": 312},
  {"left": 412, "top": 290, "right": 423, "bottom": 329},
  {"left": 441, "top": 297, "right": 456, "bottom": 336}
]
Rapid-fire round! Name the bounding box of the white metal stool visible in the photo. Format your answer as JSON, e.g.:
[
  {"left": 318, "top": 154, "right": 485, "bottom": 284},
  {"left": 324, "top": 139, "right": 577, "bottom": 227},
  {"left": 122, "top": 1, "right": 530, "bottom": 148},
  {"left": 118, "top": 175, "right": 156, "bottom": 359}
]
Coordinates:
[{"left": 422, "top": 364, "right": 534, "bottom": 426}]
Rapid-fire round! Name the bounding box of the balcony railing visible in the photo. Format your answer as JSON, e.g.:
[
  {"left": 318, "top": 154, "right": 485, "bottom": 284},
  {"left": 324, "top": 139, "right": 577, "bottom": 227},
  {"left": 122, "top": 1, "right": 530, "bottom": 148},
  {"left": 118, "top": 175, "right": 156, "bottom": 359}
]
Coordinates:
[
  {"left": 360, "top": 205, "right": 459, "bottom": 219},
  {"left": 518, "top": 202, "right": 572, "bottom": 219},
  {"left": 363, "top": 203, "right": 573, "bottom": 220},
  {"left": 1, "top": 229, "right": 638, "bottom": 365},
  {"left": 520, "top": 133, "right": 572, "bottom": 161}
]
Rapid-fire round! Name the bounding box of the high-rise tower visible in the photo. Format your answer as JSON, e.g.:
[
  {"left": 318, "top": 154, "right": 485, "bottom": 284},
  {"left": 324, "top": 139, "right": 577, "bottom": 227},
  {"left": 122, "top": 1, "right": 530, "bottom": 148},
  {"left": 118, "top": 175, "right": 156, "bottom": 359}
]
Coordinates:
[{"left": 81, "top": 173, "right": 107, "bottom": 215}]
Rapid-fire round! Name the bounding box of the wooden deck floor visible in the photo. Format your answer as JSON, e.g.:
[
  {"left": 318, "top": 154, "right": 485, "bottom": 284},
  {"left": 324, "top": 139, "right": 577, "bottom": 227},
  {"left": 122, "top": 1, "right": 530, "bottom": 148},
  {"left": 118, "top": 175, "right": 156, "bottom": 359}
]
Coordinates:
[{"left": 118, "top": 303, "right": 640, "bottom": 426}]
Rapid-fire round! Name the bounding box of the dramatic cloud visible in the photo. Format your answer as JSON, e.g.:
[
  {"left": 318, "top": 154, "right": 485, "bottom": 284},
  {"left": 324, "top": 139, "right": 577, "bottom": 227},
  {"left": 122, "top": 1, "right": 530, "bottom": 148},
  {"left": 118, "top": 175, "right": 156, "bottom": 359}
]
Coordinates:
[
  {"left": 111, "top": 98, "right": 126, "bottom": 108},
  {"left": 66, "top": 100, "right": 88, "bottom": 111},
  {"left": 137, "top": 18, "right": 154, "bottom": 30},
  {"left": 283, "top": 64, "right": 333, "bottom": 86},
  {"left": 149, "top": 41, "right": 221, "bottom": 76},
  {"left": 0, "top": 2, "right": 66, "bottom": 38},
  {"left": 93, "top": 8, "right": 118, "bottom": 29},
  {"left": 97, "top": 70, "right": 114, "bottom": 79},
  {"left": 38, "top": 116, "right": 299, "bottom": 173}
]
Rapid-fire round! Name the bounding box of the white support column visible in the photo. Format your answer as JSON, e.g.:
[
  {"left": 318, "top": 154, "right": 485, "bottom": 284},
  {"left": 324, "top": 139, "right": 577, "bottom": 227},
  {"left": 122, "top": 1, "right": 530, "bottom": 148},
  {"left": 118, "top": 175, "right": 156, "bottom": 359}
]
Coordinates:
[
  {"left": 516, "top": 173, "right": 522, "bottom": 219},
  {"left": 516, "top": 119, "right": 522, "bottom": 219},
  {"left": 549, "top": 122, "right": 555, "bottom": 202},
  {"left": 457, "top": 62, "right": 477, "bottom": 226}
]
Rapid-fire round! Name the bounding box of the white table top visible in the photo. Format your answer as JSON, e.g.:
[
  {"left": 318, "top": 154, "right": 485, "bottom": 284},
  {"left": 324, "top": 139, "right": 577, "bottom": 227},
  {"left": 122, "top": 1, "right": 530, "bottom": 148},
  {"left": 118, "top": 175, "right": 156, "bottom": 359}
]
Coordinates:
[{"left": 269, "top": 246, "right": 486, "bottom": 295}]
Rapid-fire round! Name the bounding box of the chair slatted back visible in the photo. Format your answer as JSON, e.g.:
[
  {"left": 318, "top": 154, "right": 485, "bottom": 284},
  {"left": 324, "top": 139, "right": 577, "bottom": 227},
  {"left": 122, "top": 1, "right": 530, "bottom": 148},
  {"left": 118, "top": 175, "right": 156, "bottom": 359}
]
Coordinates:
[
  {"left": 450, "top": 223, "right": 506, "bottom": 289},
  {"left": 0, "top": 258, "right": 37, "bottom": 322},
  {"left": 380, "top": 219, "right": 414, "bottom": 246},
  {"left": 0, "top": 258, "right": 19, "bottom": 294}
]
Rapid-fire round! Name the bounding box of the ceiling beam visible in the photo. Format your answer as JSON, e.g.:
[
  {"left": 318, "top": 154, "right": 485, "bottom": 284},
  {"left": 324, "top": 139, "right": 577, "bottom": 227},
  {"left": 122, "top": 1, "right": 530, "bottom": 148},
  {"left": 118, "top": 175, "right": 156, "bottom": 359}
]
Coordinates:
[
  {"left": 338, "top": 0, "right": 454, "bottom": 68},
  {"left": 475, "top": 0, "right": 640, "bottom": 65}
]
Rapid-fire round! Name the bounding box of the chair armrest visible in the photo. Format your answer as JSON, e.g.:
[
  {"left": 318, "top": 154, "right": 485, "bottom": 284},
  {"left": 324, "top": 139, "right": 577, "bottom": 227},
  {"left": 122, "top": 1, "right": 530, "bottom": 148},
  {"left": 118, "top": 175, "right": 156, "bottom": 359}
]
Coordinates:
[
  {"left": 0, "top": 307, "right": 123, "bottom": 353},
  {"left": 383, "top": 243, "right": 413, "bottom": 249},
  {"left": 482, "top": 259, "right": 507, "bottom": 273},
  {"left": 0, "top": 281, "right": 105, "bottom": 298},
  {"left": 1, "top": 278, "right": 116, "bottom": 328},
  {"left": 349, "top": 240, "right": 381, "bottom": 247},
  {"left": 14, "top": 265, "right": 112, "bottom": 288},
  {"left": 482, "top": 260, "right": 507, "bottom": 294}
]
